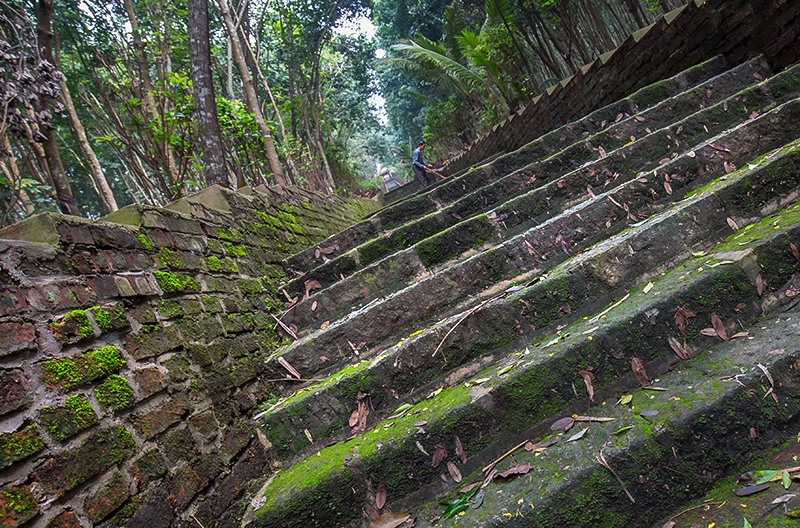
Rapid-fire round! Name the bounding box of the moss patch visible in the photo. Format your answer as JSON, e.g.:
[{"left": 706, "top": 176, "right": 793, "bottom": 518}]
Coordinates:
[
  {"left": 0, "top": 423, "right": 45, "bottom": 470},
  {"left": 95, "top": 375, "right": 135, "bottom": 411},
  {"left": 153, "top": 271, "right": 201, "bottom": 294},
  {"left": 39, "top": 394, "right": 98, "bottom": 442},
  {"left": 41, "top": 346, "right": 126, "bottom": 389}
]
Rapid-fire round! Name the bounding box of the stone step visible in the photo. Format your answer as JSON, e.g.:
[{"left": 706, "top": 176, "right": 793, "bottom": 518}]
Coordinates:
[
  {"left": 282, "top": 55, "right": 734, "bottom": 275},
  {"left": 257, "top": 137, "right": 800, "bottom": 464},
  {"left": 249, "top": 201, "right": 800, "bottom": 527},
  {"left": 280, "top": 59, "right": 786, "bottom": 307},
  {"left": 279, "top": 76, "right": 800, "bottom": 337}
]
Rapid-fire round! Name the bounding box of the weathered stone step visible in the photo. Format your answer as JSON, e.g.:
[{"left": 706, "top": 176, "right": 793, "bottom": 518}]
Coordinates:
[
  {"left": 281, "top": 59, "right": 791, "bottom": 304},
  {"left": 250, "top": 206, "right": 800, "bottom": 527},
  {"left": 282, "top": 55, "right": 733, "bottom": 275},
  {"left": 280, "top": 87, "right": 800, "bottom": 336},
  {"left": 258, "top": 139, "right": 800, "bottom": 462}
]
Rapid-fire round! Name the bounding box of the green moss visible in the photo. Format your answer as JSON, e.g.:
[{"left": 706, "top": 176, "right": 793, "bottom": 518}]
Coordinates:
[
  {"left": 154, "top": 271, "right": 201, "bottom": 294},
  {"left": 87, "top": 306, "right": 127, "bottom": 332},
  {"left": 237, "top": 278, "right": 264, "bottom": 294},
  {"left": 0, "top": 424, "right": 45, "bottom": 469},
  {"left": 96, "top": 375, "right": 135, "bottom": 411},
  {"left": 137, "top": 232, "right": 153, "bottom": 251},
  {"left": 154, "top": 247, "right": 183, "bottom": 268},
  {"left": 50, "top": 310, "right": 94, "bottom": 342},
  {"left": 40, "top": 394, "right": 98, "bottom": 442},
  {"left": 41, "top": 346, "right": 126, "bottom": 389},
  {"left": 206, "top": 255, "right": 222, "bottom": 272},
  {"left": 0, "top": 487, "right": 37, "bottom": 519},
  {"left": 224, "top": 242, "right": 247, "bottom": 257}
]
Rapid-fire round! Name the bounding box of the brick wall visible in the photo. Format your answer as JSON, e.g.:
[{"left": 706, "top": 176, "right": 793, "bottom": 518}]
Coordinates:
[
  {"left": 443, "top": 0, "right": 800, "bottom": 176},
  {"left": 0, "top": 184, "right": 379, "bottom": 527}
]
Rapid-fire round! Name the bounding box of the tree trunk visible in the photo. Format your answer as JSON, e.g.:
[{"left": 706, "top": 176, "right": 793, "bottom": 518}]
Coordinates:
[
  {"left": 35, "top": 0, "right": 79, "bottom": 215},
  {"left": 216, "top": 0, "right": 287, "bottom": 186},
  {"left": 187, "top": 0, "right": 229, "bottom": 187},
  {"left": 60, "top": 80, "right": 118, "bottom": 213}
]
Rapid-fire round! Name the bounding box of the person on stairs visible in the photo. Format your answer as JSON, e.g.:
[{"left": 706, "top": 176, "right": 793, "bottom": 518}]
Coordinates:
[{"left": 412, "top": 141, "right": 434, "bottom": 188}]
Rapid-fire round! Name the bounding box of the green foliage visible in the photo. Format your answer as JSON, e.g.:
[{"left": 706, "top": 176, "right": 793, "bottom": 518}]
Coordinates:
[
  {"left": 95, "top": 375, "right": 135, "bottom": 411},
  {"left": 153, "top": 271, "right": 201, "bottom": 293}
]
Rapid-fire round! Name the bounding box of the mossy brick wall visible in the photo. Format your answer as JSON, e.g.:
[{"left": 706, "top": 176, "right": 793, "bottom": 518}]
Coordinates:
[
  {"left": 0, "top": 184, "right": 379, "bottom": 527},
  {"left": 443, "top": 0, "right": 800, "bottom": 176}
]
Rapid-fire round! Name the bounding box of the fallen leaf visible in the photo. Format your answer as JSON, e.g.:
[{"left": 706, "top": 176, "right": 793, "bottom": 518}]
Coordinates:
[
  {"left": 668, "top": 336, "right": 689, "bottom": 360},
  {"left": 620, "top": 394, "right": 633, "bottom": 405},
  {"left": 578, "top": 370, "right": 595, "bottom": 402},
  {"left": 756, "top": 274, "right": 765, "bottom": 297},
  {"left": 369, "top": 512, "right": 410, "bottom": 528},
  {"left": 319, "top": 246, "right": 336, "bottom": 255},
  {"left": 573, "top": 416, "right": 615, "bottom": 422},
  {"left": 792, "top": 243, "right": 800, "bottom": 262},
  {"left": 541, "top": 438, "right": 559, "bottom": 448},
  {"left": 304, "top": 279, "right": 322, "bottom": 300},
  {"left": 659, "top": 158, "right": 671, "bottom": 166},
  {"left": 461, "top": 482, "right": 480, "bottom": 494},
  {"left": 727, "top": 217, "right": 739, "bottom": 231},
  {"left": 639, "top": 410, "right": 659, "bottom": 417},
  {"left": 631, "top": 356, "right": 650, "bottom": 386},
  {"left": 471, "top": 490, "right": 484, "bottom": 509},
  {"left": 787, "top": 286, "right": 800, "bottom": 298},
  {"left": 566, "top": 428, "right": 588, "bottom": 442},
  {"left": 686, "top": 151, "right": 696, "bottom": 158},
  {"left": 277, "top": 357, "right": 301, "bottom": 379},
  {"left": 311, "top": 301, "right": 318, "bottom": 311},
  {"left": 615, "top": 112, "right": 624, "bottom": 122},
  {"left": 711, "top": 313, "right": 728, "bottom": 340},
  {"left": 664, "top": 181, "right": 673, "bottom": 195},
  {"left": 635, "top": 115, "right": 645, "bottom": 122},
  {"left": 432, "top": 444, "right": 447, "bottom": 468},
  {"left": 710, "top": 142, "right": 731, "bottom": 153},
  {"left": 551, "top": 417, "right": 575, "bottom": 431},
  {"left": 494, "top": 463, "right": 532, "bottom": 481},
  {"left": 662, "top": 522, "right": 677, "bottom": 528},
  {"left": 524, "top": 442, "right": 535, "bottom": 451},
  {"left": 447, "top": 461, "right": 462, "bottom": 483},
  {"left": 455, "top": 436, "right": 467, "bottom": 464},
  {"left": 304, "top": 429, "right": 313, "bottom": 443},
  {"left": 598, "top": 146, "right": 607, "bottom": 158},
  {"left": 365, "top": 504, "right": 380, "bottom": 520},
  {"left": 724, "top": 161, "right": 736, "bottom": 174},
  {"left": 756, "top": 363, "right": 774, "bottom": 388},
  {"left": 376, "top": 482, "right": 387, "bottom": 510},
  {"left": 773, "top": 494, "right": 796, "bottom": 505},
  {"left": 415, "top": 441, "right": 429, "bottom": 456},
  {"left": 349, "top": 409, "right": 360, "bottom": 427},
  {"left": 736, "top": 483, "right": 770, "bottom": 497},
  {"left": 700, "top": 328, "right": 719, "bottom": 337}
]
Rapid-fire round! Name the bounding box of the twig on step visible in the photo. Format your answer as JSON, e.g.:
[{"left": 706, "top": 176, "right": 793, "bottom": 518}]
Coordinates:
[
  {"left": 271, "top": 313, "right": 298, "bottom": 340},
  {"left": 595, "top": 449, "right": 635, "bottom": 503},
  {"left": 482, "top": 439, "right": 529, "bottom": 474}
]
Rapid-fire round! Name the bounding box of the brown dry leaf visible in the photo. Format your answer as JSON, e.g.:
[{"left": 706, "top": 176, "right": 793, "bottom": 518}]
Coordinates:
[
  {"left": 700, "top": 328, "right": 719, "bottom": 337},
  {"left": 668, "top": 336, "right": 688, "bottom": 360},
  {"left": 369, "top": 512, "right": 410, "bottom": 528},
  {"left": 415, "top": 441, "right": 429, "bottom": 456},
  {"left": 787, "top": 286, "right": 800, "bottom": 298},
  {"left": 578, "top": 370, "right": 595, "bottom": 402},
  {"left": 454, "top": 436, "right": 467, "bottom": 464},
  {"left": 634, "top": 115, "right": 645, "bottom": 122},
  {"left": 587, "top": 185, "right": 595, "bottom": 199},
  {"left": 319, "top": 246, "right": 336, "bottom": 255},
  {"left": 727, "top": 217, "right": 739, "bottom": 231},
  {"left": 432, "top": 444, "right": 447, "bottom": 468},
  {"left": 304, "top": 429, "right": 313, "bottom": 443},
  {"left": 792, "top": 242, "right": 800, "bottom": 262},
  {"left": 376, "top": 482, "right": 387, "bottom": 510},
  {"left": 447, "top": 461, "right": 462, "bottom": 483},
  {"left": 711, "top": 313, "right": 728, "bottom": 340},
  {"left": 304, "top": 279, "right": 322, "bottom": 300},
  {"left": 710, "top": 142, "right": 731, "bottom": 153},
  {"left": 664, "top": 181, "right": 673, "bottom": 195},
  {"left": 493, "top": 463, "right": 532, "bottom": 481},
  {"left": 598, "top": 146, "right": 607, "bottom": 158},
  {"left": 750, "top": 427, "right": 757, "bottom": 439},
  {"left": 277, "top": 357, "right": 301, "bottom": 379},
  {"left": 358, "top": 401, "right": 369, "bottom": 432},
  {"left": 615, "top": 112, "right": 624, "bottom": 122},
  {"left": 686, "top": 151, "right": 696, "bottom": 158},
  {"left": 659, "top": 157, "right": 671, "bottom": 165},
  {"left": 365, "top": 505, "right": 380, "bottom": 521},
  {"left": 524, "top": 441, "right": 535, "bottom": 451},
  {"left": 631, "top": 356, "right": 650, "bottom": 387},
  {"left": 756, "top": 274, "right": 765, "bottom": 297},
  {"left": 724, "top": 161, "right": 736, "bottom": 173},
  {"left": 315, "top": 248, "right": 321, "bottom": 259},
  {"left": 349, "top": 408, "right": 360, "bottom": 428},
  {"left": 311, "top": 301, "right": 318, "bottom": 312}
]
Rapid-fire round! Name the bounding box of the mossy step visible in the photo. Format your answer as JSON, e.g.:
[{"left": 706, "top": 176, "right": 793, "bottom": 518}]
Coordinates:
[
  {"left": 258, "top": 145, "right": 800, "bottom": 462},
  {"left": 282, "top": 56, "right": 732, "bottom": 275},
  {"left": 280, "top": 94, "right": 800, "bottom": 338},
  {"left": 251, "top": 235, "right": 800, "bottom": 527},
  {"left": 281, "top": 60, "right": 797, "bottom": 303}
]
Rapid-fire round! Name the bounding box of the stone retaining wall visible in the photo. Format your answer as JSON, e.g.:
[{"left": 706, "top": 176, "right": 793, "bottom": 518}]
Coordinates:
[
  {"left": 443, "top": 0, "right": 800, "bottom": 176},
  {"left": 0, "top": 185, "right": 379, "bottom": 527}
]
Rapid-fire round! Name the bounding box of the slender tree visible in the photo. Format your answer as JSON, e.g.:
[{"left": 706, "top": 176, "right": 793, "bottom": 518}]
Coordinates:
[{"left": 187, "top": 0, "right": 229, "bottom": 187}]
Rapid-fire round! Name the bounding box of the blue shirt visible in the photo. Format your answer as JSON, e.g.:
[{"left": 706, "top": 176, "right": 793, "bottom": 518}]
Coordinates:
[{"left": 412, "top": 147, "right": 426, "bottom": 169}]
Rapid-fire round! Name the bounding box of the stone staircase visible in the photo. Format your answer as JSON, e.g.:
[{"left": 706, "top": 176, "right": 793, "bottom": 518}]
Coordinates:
[{"left": 249, "top": 56, "right": 800, "bottom": 527}]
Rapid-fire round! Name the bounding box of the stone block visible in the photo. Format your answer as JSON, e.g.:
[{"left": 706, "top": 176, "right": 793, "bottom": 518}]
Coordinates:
[
  {"left": 220, "top": 419, "right": 252, "bottom": 461},
  {"left": 33, "top": 426, "right": 134, "bottom": 496},
  {"left": 195, "top": 443, "right": 266, "bottom": 520},
  {"left": 0, "top": 422, "right": 45, "bottom": 469},
  {"left": 131, "top": 394, "right": 187, "bottom": 439},
  {"left": 48, "top": 309, "right": 95, "bottom": 343},
  {"left": 84, "top": 472, "right": 130, "bottom": 523},
  {"left": 129, "top": 450, "right": 167, "bottom": 489},
  {"left": 125, "top": 324, "right": 182, "bottom": 360},
  {"left": 0, "top": 485, "right": 38, "bottom": 526},
  {"left": 133, "top": 367, "right": 165, "bottom": 399},
  {"left": 38, "top": 394, "right": 98, "bottom": 442},
  {"left": 39, "top": 346, "right": 126, "bottom": 389},
  {"left": 0, "top": 369, "right": 31, "bottom": 416},
  {"left": 160, "top": 353, "right": 191, "bottom": 381},
  {"left": 162, "top": 427, "right": 199, "bottom": 464},
  {"left": 46, "top": 509, "right": 81, "bottom": 528},
  {"left": 86, "top": 275, "right": 122, "bottom": 299},
  {"left": 188, "top": 409, "right": 219, "bottom": 439},
  {"left": 0, "top": 322, "right": 35, "bottom": 356}
]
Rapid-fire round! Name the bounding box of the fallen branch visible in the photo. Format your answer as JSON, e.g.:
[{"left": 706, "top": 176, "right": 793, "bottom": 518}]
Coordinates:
[
  {"left": 482, "top": 439, "right": 529, "bottom": 474},
  {"left": 595, "top": 449, "right": 635, "bottom": 503},
  {"left": 668, "top": 501, "right": 723, "bottom": 521}
]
